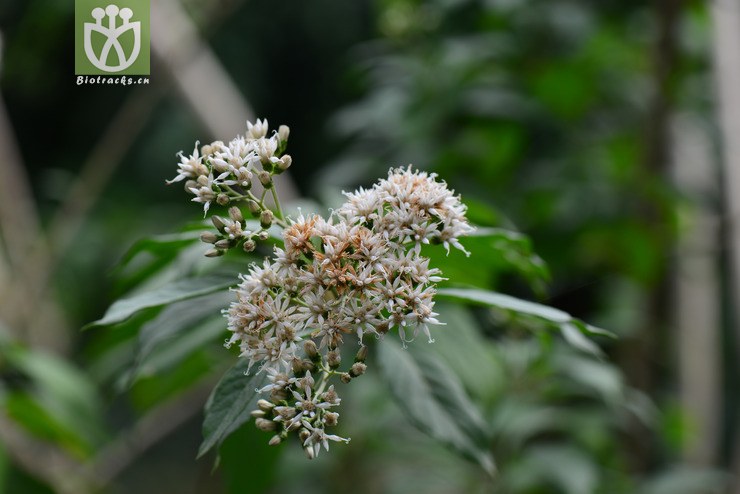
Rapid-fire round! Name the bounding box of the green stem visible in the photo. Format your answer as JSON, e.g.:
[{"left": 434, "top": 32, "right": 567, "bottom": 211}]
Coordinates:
[
  {"left": 271, "top": 186, "right": 285, "bottom": 221},
  {"left": 314, "top": 370, "right": 332, "bottom": 396},
  {"left": 248, "top": 191, "right": 266, "bottom": 209}
]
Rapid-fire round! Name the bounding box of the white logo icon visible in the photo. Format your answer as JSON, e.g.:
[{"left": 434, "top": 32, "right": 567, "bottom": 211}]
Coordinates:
[{"left": 84, "top": 4, "right": 141, "bottom": 72}]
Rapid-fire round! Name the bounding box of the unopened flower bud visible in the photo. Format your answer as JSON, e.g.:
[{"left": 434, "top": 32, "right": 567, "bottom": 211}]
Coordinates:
[
  {"left": 291, "top": 357, "right": 306, "bottom": 375},
  {"left": 278, "top": 125, "right": 290, "bottom": 142},
  {"left": 204, "top": 248, "right": 224, "bottom": 257},
  {"left": 211, "top": 215, "right": 226, "bottom": 232},
  {"left": 216, "top": 193, "right": 230, "bottom": 206},
  {"left": 201, "top": 144, "right": 214, "bottom": 156},
  {"left": 250, "top": 409, "right": 265, "bottom": 418},
  {"left": 327, "top": 350, "right": 341, "bottom": 369},
  {"left": 212, "top": 159, "right": 229, "bottom": 174},
  {"left": 200, "top": 231, "right": 218, "bottom": 244},
  {"left": 340, "top": 372, "right": 352, "bottom": 384},
  {"left": 304, "top": 340, "right": 319, "bottom": 359},
  {"left": 271, "top": 388, "right": 288, "bottom": 402},
  {"left": 275, "top": 154, "right": 292, "bottom": 173},
  {"left": 195, "top": 163, "right": 209, "bottom": 176},
  {"left": 247, "top": 200, "right": 261, "bottom": 217},
  {"left": 299, "top": 429, "right": 311, "bottom": 443},
  {"left": 323, "top": 412, "right": 339, "bottom": 427},
  {"left": 350, "top": 362, "right": 367, "bottom": 377},
  {"left": 214, "top": 239, "right": 232, "bottom": 250},
  {"left": 228, "top": 206, "right": 243, "bottom": 222},
  {"left": 255, "top": 418, "right": 277, "bottom": 432},
  {"left": 269, "top": 435, "right": 282, "bottom": 446},
  {"left": 257, "top": 399, "right": 275, "bottom": 412},
  {"left": 355, "top": 346, "right": 368, "bottom": 363},
  {"left": 258, "top": 231, "right": 269, "bottom": 241},
  {"left": 260, "top": 209, "right": 274, "bottom": 229},
  {"left": 258, "top": 170, "right": 273, "bottom": 188},
  {"left": 243, "top": 239, "right": 256, "bottom": 252},
  {"left": 184, "top": 180, "right": 198, "bottom": 193},
  {"left": 197, "top": 174, "right": 210, "bottom": 187}
]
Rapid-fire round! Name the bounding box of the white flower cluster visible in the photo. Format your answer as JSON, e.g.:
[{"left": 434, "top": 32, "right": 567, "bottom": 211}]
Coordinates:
[
  {"left": 225, "top": 166, "right": 473, "bottom": 457},
  {"left": 166, "top": 118, "right": 291, "bottom": 216},
  {"left": 169, "top": 119, "right": 473, "bottom": 458}
]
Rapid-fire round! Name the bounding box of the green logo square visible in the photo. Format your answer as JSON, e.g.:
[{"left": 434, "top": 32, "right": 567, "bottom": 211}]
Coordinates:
[{"left": 75, "top": 0, "right": 150, "bottom": 75}]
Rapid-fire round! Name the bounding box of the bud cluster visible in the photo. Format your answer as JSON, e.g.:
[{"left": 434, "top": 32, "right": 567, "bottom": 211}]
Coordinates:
[{"left": 166, "top": 118, "right": 291, "bottom": 255}]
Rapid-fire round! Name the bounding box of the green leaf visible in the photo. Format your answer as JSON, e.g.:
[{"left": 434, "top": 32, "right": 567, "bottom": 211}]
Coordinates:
[
  {"left": 438, "top": 287, "right": 570, "bottom": 322},
  {"left": 431, "top": 304, "right": 503, "bottom": 400},
  {"left": 0, "top": 346, "right": 106, "bottom": 457},
  {"left": 554, "top": 354, "right": 624, "bottom": 405},
  {"left": 560, "top": 322, "right": 603, "bottom": 357},
  {"left": 218, "top": 421, "right": 282, "bottom": 494},
  {"left": 130, "top": 317, "right": 226, "bottom": 383},
  {"left": 436, "top": 287, "right": 612, "bottom": 356},
  {"left": 112, "top": 232, "right": 207, "bottom": 295},
  {"left": 4, "top": 394, "right": 91, "bottom": 458},
  {"left": 129, "top": 292, "right": 231, "bottom": 381},
  {"left": 425, "top": 226, "right": 550, "bottom": 295},
  {"left": 522, "top": 445, "right": 599, "bottom": 494},
  {"left": 86, "top": 275, "right": 235, "bottom": 329},
  {"left": 117, "top": 231, "right": 202, "bottom": 268},
  {"left": 129, "top": 351, "right": 215, "bottom": 412},
  {"left": 198, "top": 359, "right": 267, "bottom": 458},
  {"left": 376, "top": 339, "right": 495, "bottom": 475},
  {"left": 469, "top": 228, "right": 550, "bottom": 289}
]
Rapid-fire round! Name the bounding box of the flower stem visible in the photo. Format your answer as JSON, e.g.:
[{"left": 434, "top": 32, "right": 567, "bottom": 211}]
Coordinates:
[
  {"left": 315, "top": 370, "right": 331, "bottom": 396},
  {"left": 271, "top": 186, "right": 285, "bottom": 221}
]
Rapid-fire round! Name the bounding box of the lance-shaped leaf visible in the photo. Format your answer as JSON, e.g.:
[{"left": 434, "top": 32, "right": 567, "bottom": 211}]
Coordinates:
[
  {"left": 86, "top": 275, "right": 235, "bottom": 329},
  {"left": 436, "top": 287, "right": 612, "bottom": 356},
  {"left": 117, "top": 231, "right": 202, "bottom": 268},
  {"left": 198, "top": 359, "right": 267, "bottom": 458},
  {"left": 128, "top": 292, "right": 232, "bottom": 381},
  {"left": 377, "top": 340, "right": 495, "bottom": 476}
]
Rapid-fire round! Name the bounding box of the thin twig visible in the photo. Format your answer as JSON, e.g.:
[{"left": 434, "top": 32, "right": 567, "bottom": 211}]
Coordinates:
[{"left": 0, "top": 95, "right": 67, "bottom": 349}]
